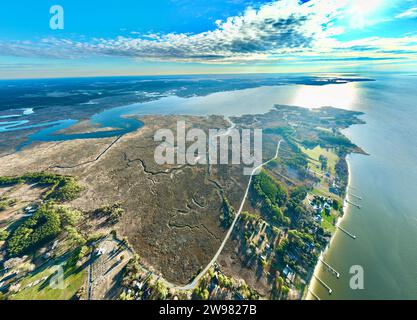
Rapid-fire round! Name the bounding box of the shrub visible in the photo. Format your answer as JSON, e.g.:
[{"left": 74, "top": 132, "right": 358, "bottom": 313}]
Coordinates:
[
  {"left": 0, "top": 229, "right": 10, "bottom": 241},
  {"left": 58, "top": 206, "right": 82, "bottom": 227},
  {"left": 65, "top": 226, "right": 86, "bottom": 248},
  {"left": 94, "top": 204, "right": 125, "bottom": 224},
  {"left": 48, "top": 178, "right": 83, "bottom": 202},
  {"left": 0, "top": 173, "right": 83, "bottom": 203}
]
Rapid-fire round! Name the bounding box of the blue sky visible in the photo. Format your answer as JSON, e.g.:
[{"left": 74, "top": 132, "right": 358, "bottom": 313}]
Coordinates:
[{"left": 0, "top": 0, "right": 416, "bottom": 78}]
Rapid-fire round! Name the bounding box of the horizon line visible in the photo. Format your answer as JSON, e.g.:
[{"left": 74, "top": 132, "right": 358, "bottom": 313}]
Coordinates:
[{"left": 0, "top": 70, "right": 411, "bottom": 81}]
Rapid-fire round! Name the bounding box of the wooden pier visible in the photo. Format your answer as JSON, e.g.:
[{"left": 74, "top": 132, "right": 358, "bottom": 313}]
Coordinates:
[
  {"left": 313, "top": 275, "right": 332, "bottom": 294},
  {"left": 346, "top": 199, "right": 361, "bottom": 209},
  {"left": 309, "top": 289, "right": 321, "bottom": 300},
  {"left": 319, "top": 258, "right": 340, "bottom": 278},
  {"left": 337, "top": 225, "right": 357, "bottom": 239}
]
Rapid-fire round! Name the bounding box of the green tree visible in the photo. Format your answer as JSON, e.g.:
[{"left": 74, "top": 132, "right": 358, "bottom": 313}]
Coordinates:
[
  {"left": 65, "top": 226, "right": 86, "bottom": 247},
  {"left": 59, "top": 207, "right": 82, "bottom": 226},
  {"left": 0, "top": 229, "right": 9, "bottom": 241},
  {"left": 7, "top": 204, "right": 62, "bottom": 257}
]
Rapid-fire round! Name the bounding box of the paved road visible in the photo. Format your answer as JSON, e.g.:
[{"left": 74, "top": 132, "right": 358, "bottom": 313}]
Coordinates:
[{"left": 169, "top": 139, "right": 283, "bottom": 291}]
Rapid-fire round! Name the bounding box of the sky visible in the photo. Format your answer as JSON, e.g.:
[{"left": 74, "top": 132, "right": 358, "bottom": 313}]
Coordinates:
[{"left": 0, "top": 0, "right": 416, "bottom": 78}]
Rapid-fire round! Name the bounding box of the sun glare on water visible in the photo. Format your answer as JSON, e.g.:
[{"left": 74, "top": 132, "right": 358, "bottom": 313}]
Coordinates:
[{"left": 291, "top": 82, "right": 358, "bottom": 109}]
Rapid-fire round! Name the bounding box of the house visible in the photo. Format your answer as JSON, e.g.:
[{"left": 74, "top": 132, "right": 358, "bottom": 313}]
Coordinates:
[
  {"left": 306, "top": 242, "right": 314, "bottom": 252},
  {"left": 283, "top": 265, "right": 296, "bottom": 283},
  {"left": 314, "top": 205, "right": 323, "bottom": 214},
  {"left": 95, "top": 248, "right": 106, "bottom": 256},
  {"left": 329, "top": 186, "right": 340, "bottom": 195},
  {"left": 51, "top": 240, "right": 59, "bottom": 250},
  {"left": 24, "top": 205, "right": 37, "bottom": 214}
]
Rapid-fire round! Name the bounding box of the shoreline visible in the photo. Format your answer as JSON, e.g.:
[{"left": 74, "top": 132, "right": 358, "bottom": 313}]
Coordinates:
[{"left": 305, "top": 154, "right": 353, "bottom": 300}]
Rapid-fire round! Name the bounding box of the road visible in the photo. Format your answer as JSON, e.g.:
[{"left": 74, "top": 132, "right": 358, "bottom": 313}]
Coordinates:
[{"left": 168, "top": 139, "right": 283, "bottom": 291}]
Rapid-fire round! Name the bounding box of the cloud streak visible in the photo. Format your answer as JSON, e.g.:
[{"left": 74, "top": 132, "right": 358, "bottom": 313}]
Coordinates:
[{"left": 395, "top": 7, "right": 417, "bottom": 19}]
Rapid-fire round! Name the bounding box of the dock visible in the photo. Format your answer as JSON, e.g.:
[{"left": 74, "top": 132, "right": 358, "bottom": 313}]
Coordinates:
[
  {"left": 346, "top": 199, "right": 361, "bottom": 209},
  {"left": 337, "top": 225, "right": 357, "bottom": 239},
  {"left": 313, "top": 275, "right": 332, "bottom": 294},
  {"left": 319, "top": 258, "right": 340, "bottom": 278},
  {"left": 309, "top": 289, "right": 321, "bottom": 300}
]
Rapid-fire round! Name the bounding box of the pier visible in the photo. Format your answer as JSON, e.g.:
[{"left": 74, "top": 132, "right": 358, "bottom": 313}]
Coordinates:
[
  {"left": 337, "top": 225, "right": 357, "bottom": 239},
  {"left": 346, "top": 199, "right": 361, "bottom": 209},
  {"left": 309, "top": 289, "right": 321, "bottom": 300},
  {"left": 319, "top": 258, "right": 340, "bottom": 278},
  {"left": 313, "top": 275, "right": 332, "bottom": 294}
]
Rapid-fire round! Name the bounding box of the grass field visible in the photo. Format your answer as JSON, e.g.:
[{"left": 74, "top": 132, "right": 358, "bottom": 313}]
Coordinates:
[
  {"left": 300, "top": 145, "right": 339, "bottom": 176},
  {"left": 321, "top": 211, "right": 337, "bottom": 233},
  {"left": 10, "top": 253, "right": 87, "bottom": 300}
]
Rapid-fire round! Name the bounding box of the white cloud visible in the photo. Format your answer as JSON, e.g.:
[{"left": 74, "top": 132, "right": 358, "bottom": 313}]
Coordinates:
[
  {"left": 90, "top": 0, "right": 343, "bottom": 61},
  {"left": 395, "top": 7, "right": 417, "bottom": 19},
  {"left": 0, "top": 0, "right": 349, "bottom": 62},
  {"left": 0, "top": 0, "right": 415, "bottom": 66}
]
